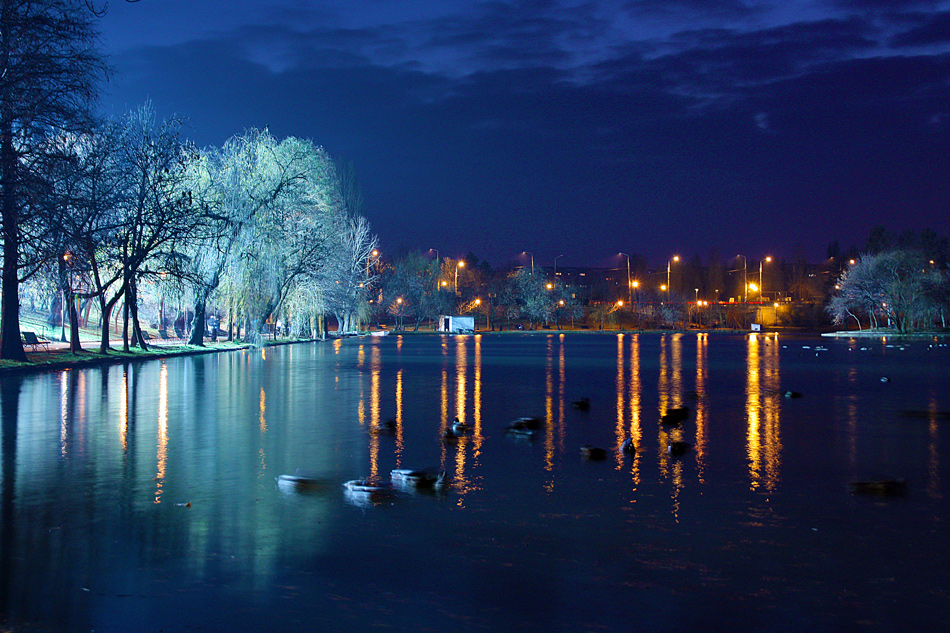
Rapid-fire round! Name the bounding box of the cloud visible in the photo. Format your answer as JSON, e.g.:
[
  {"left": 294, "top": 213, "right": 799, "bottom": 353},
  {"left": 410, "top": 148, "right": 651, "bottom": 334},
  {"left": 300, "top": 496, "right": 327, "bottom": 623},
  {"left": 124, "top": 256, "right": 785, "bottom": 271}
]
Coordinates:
[{"left": 99, "top": 2, "right": 950, "bottom": 264}]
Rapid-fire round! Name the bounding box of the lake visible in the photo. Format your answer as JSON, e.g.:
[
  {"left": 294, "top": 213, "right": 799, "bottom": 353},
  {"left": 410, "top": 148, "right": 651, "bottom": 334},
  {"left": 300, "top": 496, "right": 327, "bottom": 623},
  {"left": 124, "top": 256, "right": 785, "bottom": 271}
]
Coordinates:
[{"left": 1, "top": 332, "right": 948, "bottom": 632}]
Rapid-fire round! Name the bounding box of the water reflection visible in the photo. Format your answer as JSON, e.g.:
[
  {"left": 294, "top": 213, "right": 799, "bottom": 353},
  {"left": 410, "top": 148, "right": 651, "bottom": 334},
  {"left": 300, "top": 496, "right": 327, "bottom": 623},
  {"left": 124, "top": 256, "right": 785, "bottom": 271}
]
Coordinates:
[
  {"left": 928, "top": 391, "right": 942, "bottom": 500},
  {"left": 745, "top": 334, "right": 782, "bottom": 492},
  {"left": 155, "top": 362, "right": 168, "bottom": 504},
  {"left": 695, "top": 333, "right": 708, "bottom": 484},
  {"left": 3, "top": 336, "right": 950, "bottom": 633},
  {"left": 626, "top": 334, "right": 642, "bottom": 485}
]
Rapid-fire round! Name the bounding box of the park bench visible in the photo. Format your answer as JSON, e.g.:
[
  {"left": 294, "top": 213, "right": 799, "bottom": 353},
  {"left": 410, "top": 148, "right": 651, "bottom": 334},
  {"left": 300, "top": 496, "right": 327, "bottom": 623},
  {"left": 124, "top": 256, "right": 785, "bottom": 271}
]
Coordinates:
[{"left": 22, "top": 331, "right": 50, "bottom": 352}]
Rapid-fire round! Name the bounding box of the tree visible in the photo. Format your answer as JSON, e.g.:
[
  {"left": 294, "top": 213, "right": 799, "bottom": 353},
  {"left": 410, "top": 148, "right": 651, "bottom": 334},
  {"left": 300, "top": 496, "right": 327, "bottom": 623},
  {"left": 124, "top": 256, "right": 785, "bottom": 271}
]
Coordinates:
[
  {"left": 113, "top": 105, "right": 205, "bottom": 351},
  {"left": 0, "top": 0, "right": 107, "bottom": 360},
  {"left": 381, "top": 251, "right": 448, "bottom": 331},
  {"left": 505, "top": 268, "right": 551, "bottom": 330},
  {"left": 827, "top": 250, "right": 945, "bottom": 332},
  {"left": 319, "top": 215, "right": 378, "bottom": 333},
  {"left": 185, "top": 129, "right": 307, "bottom": 346}
]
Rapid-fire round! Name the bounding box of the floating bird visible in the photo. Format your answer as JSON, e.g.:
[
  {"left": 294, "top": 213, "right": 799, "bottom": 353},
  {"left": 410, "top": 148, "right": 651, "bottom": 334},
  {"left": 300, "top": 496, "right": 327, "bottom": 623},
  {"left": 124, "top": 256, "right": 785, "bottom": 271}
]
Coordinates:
[
  {"left": 580, "top": 445, "right": 608, "bottom": 461},
  {"left": 661, "top": 407, "right": 690, "bottom": 425},
  {"left": 668, "top": 441, "right": 692, "bottom": 456},
  {"left": 849, "top": 479, "right": 907, "bottom": 497},
  {"left": 451, "top": 416, "right": 471, "bottom": 433},
  {"left": 620, "top": 437, "right": 637, "bottom": 455},
  {"left": 572, "top": 397, "right": 591, "bottom": 411},
  {"left": 506, "top": 417, "right": 544, "bottom": 436},
  {"left": 370, "top": 419, "right": 397, "bottom": 435},
  {"left": 783, "top": 390, "right": 803, "bottom": 399},
  {"left": 881, "top": 376, "right": 891, "bottom": 383}
]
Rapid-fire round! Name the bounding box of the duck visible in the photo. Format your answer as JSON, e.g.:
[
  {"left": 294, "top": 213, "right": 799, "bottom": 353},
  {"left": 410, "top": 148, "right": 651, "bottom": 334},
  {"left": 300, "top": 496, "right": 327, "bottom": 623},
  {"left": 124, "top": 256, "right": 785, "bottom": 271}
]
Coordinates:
[
  {"left": 880, "top": 376, "right": 891, "bottom": 383},
  {"left": 580, "top": 445, "right": 608, "bottom": 461},
  {"left": 391, "top": 468, "right": 446, "bottom": 488},
  {"left": 451, "top": 416, "right": 470, "bottom": 433},
  {"left": 668, "top": 441, "right": 692, "bottom": 456},
  {"left": 783, "top": 390, "right": 803, "bottom": 399},
  {"left": 571, "top": 397, "right": 591, "bottom": 411},
  {"left": 661, "top": 407, "right": 690, "bottom": 425},
  {"left": 506, "top": 417, "right": 543, "bottom": 436},
  {"left": 370, "top": 419, "right": 397, "bottom": 435},
  {"left": 620, "top": 437, "right": 637, "bottom": 455}
]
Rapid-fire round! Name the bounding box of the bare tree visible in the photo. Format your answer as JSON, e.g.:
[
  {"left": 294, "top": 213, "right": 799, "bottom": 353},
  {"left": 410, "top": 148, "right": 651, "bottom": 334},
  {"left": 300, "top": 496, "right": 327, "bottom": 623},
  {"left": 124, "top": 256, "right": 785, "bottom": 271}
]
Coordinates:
[{"left": 0, "top": 0, "right": 107, "bottom": 360}]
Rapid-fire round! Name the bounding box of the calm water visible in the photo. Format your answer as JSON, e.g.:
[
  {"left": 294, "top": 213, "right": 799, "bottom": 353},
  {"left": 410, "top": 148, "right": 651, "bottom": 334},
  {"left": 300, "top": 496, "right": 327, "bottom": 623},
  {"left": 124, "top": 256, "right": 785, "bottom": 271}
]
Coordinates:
[{"left": 1, "top": 333, "right": 949, "bottom": 632}]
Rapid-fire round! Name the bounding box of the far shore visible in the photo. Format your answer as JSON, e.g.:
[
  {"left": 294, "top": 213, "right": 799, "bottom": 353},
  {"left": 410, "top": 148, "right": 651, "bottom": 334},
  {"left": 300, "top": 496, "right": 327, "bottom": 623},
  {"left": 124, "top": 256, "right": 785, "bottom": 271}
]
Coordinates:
[{"left": 3, "top": 325, "right": 947, "bottom": 377}]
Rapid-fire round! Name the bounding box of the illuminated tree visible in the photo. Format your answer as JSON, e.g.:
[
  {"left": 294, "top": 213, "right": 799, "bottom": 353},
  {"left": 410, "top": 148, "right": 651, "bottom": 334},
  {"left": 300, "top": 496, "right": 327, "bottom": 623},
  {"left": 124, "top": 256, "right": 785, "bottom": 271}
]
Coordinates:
[
  {"left": 184, "top": 129, "right": 309, "bottom": 345},
  {"left": 827, "top": 250, "right": 945, "bottom": 332}
]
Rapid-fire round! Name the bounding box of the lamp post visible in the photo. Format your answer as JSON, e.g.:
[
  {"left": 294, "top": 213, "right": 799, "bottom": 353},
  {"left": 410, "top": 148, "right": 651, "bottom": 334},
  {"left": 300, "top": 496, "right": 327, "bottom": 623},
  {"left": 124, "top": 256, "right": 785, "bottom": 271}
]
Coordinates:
[
  {"left": 455, "top": 260, "right": 464, "bottom": 294},
  {"left": 737, "top": 254, "right": 747, "bottom": 303},
  {"left": 759, "top": 256, "right": 771, "bottom": 300},
  {"left": 429, "top": 249, "right": 441, "bottom": 289},
  {"left": 474, "top": 298, "right": 481, "bottom": 330},
  {"left": 667, "top": 255, "right": 680, "bottom": 294},
  {"left": 554, "top": 254, "right": 564, "bottom": 286},
  {"left": 619, "top": 252, "right": 631, "bottom": 303},
  {"left": 523, "top": 251, "right": 534, "bottom": 275}
]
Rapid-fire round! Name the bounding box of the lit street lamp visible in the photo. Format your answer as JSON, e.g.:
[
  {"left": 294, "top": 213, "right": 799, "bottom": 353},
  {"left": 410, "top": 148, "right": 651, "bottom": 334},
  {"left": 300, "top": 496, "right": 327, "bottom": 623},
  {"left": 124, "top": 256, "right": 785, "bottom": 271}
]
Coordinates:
[
  {"left": 523, "top": 251, "right": 534, "bottom": 275},
  {"left": 667, "top": 255, "right": 680, "bottom": 294},
  {"left": 619, "top": 252, "right": 631, "bottom": 303},
  {"left": 759, "top": 256, "right": 772, "bottom": 300},
  {"left": 455, "top": 260, "right": 464, "bottom": 294}
]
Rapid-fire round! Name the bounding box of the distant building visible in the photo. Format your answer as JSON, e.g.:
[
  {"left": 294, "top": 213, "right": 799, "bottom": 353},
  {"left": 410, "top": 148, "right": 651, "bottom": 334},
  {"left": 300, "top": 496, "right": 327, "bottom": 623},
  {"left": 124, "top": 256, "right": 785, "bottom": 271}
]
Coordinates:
[{"left": 437, "top": 315, "right": 475, "bottom": 333}]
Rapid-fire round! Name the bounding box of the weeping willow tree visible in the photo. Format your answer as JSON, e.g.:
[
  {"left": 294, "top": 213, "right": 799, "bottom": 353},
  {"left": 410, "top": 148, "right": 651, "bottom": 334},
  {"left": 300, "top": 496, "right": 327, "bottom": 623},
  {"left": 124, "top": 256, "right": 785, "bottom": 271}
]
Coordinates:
[{"left": 220, "top": 137, "right": 344, "bottom": 344}]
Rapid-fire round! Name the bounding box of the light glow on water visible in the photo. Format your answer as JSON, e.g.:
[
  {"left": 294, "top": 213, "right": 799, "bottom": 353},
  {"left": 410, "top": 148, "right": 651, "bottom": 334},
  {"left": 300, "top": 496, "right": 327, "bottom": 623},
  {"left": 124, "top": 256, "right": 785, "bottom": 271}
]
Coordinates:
[{"left": 5, "top": 333, "right": 950, "bottom": 633}]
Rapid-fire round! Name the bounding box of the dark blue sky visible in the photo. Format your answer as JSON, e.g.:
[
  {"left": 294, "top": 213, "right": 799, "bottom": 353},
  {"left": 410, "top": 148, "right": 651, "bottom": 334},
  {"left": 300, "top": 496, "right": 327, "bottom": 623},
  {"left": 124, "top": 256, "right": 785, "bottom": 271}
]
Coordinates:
[{"left": 99, "top": 0, "right": 950, "bottom": 268}]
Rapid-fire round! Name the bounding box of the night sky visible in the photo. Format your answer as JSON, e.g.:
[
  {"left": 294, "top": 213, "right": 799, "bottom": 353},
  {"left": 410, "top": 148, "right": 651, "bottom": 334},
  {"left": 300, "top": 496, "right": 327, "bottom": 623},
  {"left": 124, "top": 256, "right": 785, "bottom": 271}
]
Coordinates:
[{"left": 99, "top": 0, "right": 950, "bottom": 268}]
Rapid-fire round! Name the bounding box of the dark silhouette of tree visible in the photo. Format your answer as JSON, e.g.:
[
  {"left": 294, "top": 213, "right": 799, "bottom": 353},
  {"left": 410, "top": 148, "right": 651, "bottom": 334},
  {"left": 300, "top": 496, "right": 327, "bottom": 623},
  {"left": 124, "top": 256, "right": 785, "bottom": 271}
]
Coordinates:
[{"left": 0, "top": 0, "right": 107, "bottom": 360}]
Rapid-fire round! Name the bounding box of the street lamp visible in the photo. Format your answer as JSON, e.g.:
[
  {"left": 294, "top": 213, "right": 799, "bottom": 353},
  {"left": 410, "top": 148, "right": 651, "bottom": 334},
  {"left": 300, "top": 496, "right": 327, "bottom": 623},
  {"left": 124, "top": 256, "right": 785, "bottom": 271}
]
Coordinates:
[
  {"left": 619, "top": 252, "right": 631, "bottom": 303},
  {"left": 523, "top": 251, "right": 534, "bottom": 275},
  {"left": 759, "top": 256, "right": 772, "bottom": 300},
  {"left": 667, "top": 255, "right": 680, "bottom": 293},
  {"left": 737, "top": 254, "right": 747, "bottom": 303},
  {"left": 455, "top": 260, "right": 464, "bottom": 294}
]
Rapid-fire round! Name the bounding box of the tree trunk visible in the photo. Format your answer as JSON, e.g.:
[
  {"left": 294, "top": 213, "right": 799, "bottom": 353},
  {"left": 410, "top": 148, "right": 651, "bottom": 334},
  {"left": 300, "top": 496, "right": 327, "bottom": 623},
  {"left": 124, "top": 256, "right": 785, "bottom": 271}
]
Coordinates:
[
  {"left": 127, "top": 281, "right": 148, "bottom": 350},
  {"left": 189, "top": 294, "right": 206, "bottom": 346},
  {"left": 0, "top": 122, "right": 25, "bottom": 361},
  {"left": 67, "top": 290, "right": 82, "bottom": 353}
]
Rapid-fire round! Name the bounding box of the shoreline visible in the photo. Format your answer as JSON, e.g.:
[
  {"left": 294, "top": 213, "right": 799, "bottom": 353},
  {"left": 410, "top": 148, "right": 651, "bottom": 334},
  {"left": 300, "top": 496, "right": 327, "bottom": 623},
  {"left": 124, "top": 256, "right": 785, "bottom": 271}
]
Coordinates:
[{"left": 3, "top": 326, "right": 947, "bottom": 377}]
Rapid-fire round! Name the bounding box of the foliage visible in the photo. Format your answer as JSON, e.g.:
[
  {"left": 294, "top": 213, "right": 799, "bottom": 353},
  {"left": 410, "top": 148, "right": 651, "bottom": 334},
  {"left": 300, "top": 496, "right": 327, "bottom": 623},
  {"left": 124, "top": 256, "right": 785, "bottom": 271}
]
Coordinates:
[{"left": 827, "top": 250, "right": 948, "bottom": 332}]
